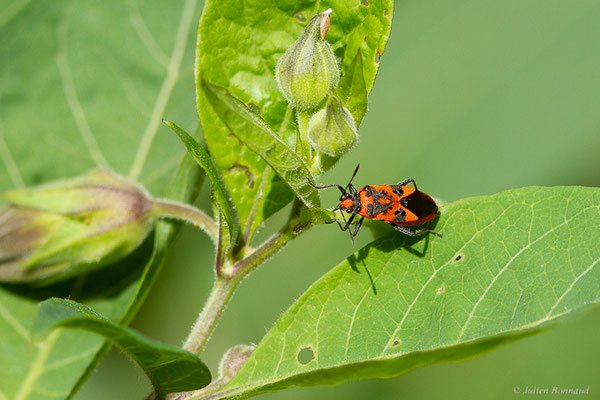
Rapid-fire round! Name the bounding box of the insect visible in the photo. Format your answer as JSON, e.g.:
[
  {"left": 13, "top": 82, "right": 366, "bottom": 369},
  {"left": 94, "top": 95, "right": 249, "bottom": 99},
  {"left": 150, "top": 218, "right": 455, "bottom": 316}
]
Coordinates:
[{"left": 307, "top": 164, "right": 442, "bottom": 244}]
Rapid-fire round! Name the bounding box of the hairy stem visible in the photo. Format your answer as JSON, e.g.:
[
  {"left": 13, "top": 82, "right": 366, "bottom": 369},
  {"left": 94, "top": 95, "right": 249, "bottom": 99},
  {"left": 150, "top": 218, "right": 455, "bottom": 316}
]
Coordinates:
[
  {"left": 183, "top": 277, "right": 237, "bottom": 355},
  {"left": 296, "top": 110, "right": 312, "bottom": 162},
  {"left": 150, "top": 199, "right": 218, "bottom": 240},
  {"left": 182, "top": 200, "right": 310, "bottom": 357},
  {"left": 278, "top": 104, "right": 293, "bottom": 136}
]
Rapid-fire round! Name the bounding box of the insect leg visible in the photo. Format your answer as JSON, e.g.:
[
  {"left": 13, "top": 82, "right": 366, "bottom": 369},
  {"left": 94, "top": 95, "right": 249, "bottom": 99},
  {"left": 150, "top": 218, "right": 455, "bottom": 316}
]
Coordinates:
[
  {"left": 334, "top": 213, "right": 358, "bottom": 244},
  {"left": 351, "top": 216, "right": 365, "bottom": 237},
  {"left": 392, "top": 224, "right": 443, "bottom": 238},
  {"left": 397, "top": 178, "right": 417, "bottom": 190},
  {"left": 340, "top": 212, "right": 356, "bottom": 231}
]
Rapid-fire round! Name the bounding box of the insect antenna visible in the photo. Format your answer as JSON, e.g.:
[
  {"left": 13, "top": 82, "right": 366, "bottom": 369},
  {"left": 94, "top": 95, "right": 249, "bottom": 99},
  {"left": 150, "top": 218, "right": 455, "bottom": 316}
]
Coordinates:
[
  {"left": 344, "top": 164, "right": 360, "bottom": 192},
  {"left": 306, "top": 177, "right": 347, "bottom": 195}
]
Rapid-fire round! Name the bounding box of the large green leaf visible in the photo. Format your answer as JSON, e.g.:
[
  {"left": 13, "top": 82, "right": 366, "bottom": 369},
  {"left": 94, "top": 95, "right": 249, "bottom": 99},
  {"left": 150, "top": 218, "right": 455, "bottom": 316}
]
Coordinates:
[
  {"left": 0, "top": 0, "right": 204, "bottom": 398},
  {"left": 196, "top": 0, "right": 393, "bottom": 241},
  {"left": 33, "top": 299, "right": 211, "bottom": 398},
  {"left": 192, "top": 186, "right": 600, "bottom": 399}
]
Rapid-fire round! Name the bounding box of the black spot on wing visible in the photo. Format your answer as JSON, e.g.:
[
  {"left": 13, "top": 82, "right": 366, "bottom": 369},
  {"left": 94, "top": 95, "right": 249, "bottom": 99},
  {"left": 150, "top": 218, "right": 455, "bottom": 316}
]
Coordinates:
[
  {"left": 372, "top": 200, "right": 392, "bottom": 216},
  {"left": 393, "top": 207, "right": 406, "bottom": 223},
  {"left": 390, "top": 184, "right": 404, "bottom": 197}
]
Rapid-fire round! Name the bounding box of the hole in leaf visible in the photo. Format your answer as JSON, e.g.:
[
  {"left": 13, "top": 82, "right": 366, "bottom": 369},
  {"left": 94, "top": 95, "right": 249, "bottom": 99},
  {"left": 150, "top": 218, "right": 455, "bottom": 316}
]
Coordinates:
[
  {"left": 297, "top": 346, "right": 314, "bottom": 365},
  {"left": 293, "top": 11, "right": 306, "bottom": 23},
  {"left": 392, "top": 339, "right": 401, "bottom": 348},
  {"left": 454, "top": 254, "right": 464, "bottom": 262},
  {"left": 375, "top": 50, "right": 382, "bottom": 64},
  {"left": 437, "top": 285, "right": 446, "bottom": 295},
  {"left": 360, "top": 0, "right": 369, "bottom": 6}
]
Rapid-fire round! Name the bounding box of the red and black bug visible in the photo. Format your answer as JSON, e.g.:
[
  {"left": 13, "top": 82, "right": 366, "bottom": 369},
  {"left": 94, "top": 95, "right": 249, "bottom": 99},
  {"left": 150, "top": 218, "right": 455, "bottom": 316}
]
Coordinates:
[{"left": 307, "top": 164, "right": 442, "bottom": 244}]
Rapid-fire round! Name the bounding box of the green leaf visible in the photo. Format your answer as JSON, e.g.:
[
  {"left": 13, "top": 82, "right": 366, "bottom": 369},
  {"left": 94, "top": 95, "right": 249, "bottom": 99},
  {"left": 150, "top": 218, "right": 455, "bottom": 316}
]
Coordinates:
[
  {"left": 67, "top": 143, "right": 205, "bottom": 399},
  {"left": 164, "top": 120, "right": 240, "bottom": 246},
  {"left": 196, "top": 0, "right": 394, "bottom": 240},
  {"left": 201, "top": 82, "right": 320, "bottom": 209},
  {"left": 34, "top": 299, "right": 211, "bottom": 398},
  {"left": 0, "top": 1, "right": 204, "bottom": 398},
  {"left": 192, "top": 186, "right": 600, "bottom": 399},
  {"left": 336, "top": 50, "right": 368, "bottom": 126}
]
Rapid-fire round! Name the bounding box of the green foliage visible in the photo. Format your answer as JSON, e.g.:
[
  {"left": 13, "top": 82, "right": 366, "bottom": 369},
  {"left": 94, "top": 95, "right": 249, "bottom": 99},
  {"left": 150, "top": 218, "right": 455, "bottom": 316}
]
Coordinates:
[
  {"left": 335, "top": 50, "right": 367, "bottom": 126},
  {"left": 0, "top": 0, "right": 204, "bottom": 397},
  {"left": 195, "top": 0, "right": 393, "bottom": 240},
  {"left": 34, "top": 299, "right": 211, "bottom": 398},
  {"left": 200, "top": 82, "right": 320, "bottom": 209},
  {"left": 165, "top": 120, "right": 240, "bottom": 245},
  {"left": 193, "top": 187, "right": 600, "bottom": 399},
  {"left": 3, "top": 1, "right": 599, "bottom": 399}
]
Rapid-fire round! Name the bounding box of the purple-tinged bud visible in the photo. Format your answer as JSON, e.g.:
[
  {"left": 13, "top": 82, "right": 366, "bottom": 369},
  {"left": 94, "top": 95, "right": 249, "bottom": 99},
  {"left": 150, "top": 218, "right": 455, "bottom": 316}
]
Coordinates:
[
  {"left": 218, "top": 344, "right": 255, "bottom": 381},
  {"left": 0, "top": 169, "right": 153, "bottom": 285}
]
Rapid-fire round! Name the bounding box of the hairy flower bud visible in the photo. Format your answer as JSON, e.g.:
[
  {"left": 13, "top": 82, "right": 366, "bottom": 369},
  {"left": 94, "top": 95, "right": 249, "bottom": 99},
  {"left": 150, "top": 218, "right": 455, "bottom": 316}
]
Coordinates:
[
  {"left": 276, "top": 9, "right": 340, "bottom": 110},
  {"left": 307, "top": 96, "right": 358, "bottom": 157},
  {"left": 0, "top": 169, "right": 154, "bottom": 285},
  {"left": 218, "top": 344, "right": 255, "bottom": 381}
]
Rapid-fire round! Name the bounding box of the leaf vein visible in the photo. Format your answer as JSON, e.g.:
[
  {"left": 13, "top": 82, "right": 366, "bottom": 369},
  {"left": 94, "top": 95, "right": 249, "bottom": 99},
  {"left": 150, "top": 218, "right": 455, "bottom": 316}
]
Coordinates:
[
  {"left": 0, "top": 301, "right": 31, "bottom": 341},
  {"left": 273, "top": 329, "right": 287, "bottom": 377},
  {"left": 128, "top": 0, "right": 198, "bottom": 179},
  {"left": 43, "top": 347, "right": 98, "bottom": 372},
  {"left": 545, "top": 256, "right": 600, "bottom": 318},
  {"left": 0, "top": 117, "right": 25, "bottom": 187},
  {"left": 127, "top": 0, "right": 170, "bottom": 68},
  {"left": 15, "top": 330, "right": 61, "bottom": 400},
  {"left": 381, "top": 204, "right": 512, "bottom": 355},
  {"left": 56, "top": 7, "right": 109, "bottom": 168},
  {"left": 457, "top": 205, "right": 597, "bottom": 340}
]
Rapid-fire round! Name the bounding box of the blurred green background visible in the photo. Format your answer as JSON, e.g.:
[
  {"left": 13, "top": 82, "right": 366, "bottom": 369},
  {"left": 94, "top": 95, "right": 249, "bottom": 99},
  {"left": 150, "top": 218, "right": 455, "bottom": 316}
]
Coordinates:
[{"left": 70, "top": 0, "right": 599, "bottom": 398}]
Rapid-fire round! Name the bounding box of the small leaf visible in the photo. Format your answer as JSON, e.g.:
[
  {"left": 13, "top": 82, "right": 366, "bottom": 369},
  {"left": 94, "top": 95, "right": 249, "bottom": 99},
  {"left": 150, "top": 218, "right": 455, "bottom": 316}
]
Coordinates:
[
  {"left": 336, "top": 50, "right": 368, "bottom": 126},
  {"left": 201, "top": 81, "right": 320, "bottom": 209},
  {"left": 34, "top": 298, "right": 211, "bottom": 398},
  {"left": 164, "top": 120, "right": 240, "bottom": 246},
  {"left": 192, "top": 186, "right": 600, "bottom": 399}
]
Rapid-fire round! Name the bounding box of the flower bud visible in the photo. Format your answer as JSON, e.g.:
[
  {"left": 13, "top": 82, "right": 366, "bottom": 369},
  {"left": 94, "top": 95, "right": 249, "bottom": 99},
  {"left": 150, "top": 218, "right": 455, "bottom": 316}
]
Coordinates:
[
  {"left": 0, "top": 169, "right": 154, "bottom": 285},
  {"left": 218, "top": 344, "right": 255, "bottom": 381},
  {"left": 307, "top": 96, "right": 358, "bottom": 157},
  {"left": 276, "top": 9, "right": 340, "bottom": 110}
]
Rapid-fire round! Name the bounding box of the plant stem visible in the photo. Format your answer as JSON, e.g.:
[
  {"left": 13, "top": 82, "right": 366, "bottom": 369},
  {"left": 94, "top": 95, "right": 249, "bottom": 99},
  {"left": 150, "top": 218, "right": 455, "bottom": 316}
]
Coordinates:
[
  {"left": 296, "top": 110, "right": 312, "bottom": 162},
  {"left": 150, "top": 199, "right": 218, "bottom": 241},
  {"left": 278, "top": 104, "right": 293, "bottom": 136},
  {"left": 183, "top": 277, "right": 237, "bottom": 355},
  {"left": 182, "top": 200, "right": 311, "bottom": 356}
]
